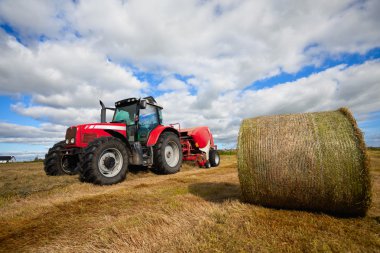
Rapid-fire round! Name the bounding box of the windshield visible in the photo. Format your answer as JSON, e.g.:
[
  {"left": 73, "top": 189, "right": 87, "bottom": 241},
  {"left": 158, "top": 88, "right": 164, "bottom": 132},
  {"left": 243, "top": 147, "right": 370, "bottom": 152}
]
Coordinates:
[{"left": 112, "top": 104, "right": 137, "bottom": 125}]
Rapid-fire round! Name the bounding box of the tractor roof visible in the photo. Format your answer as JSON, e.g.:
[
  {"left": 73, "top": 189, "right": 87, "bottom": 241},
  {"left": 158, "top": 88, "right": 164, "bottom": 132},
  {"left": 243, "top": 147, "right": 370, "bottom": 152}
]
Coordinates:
[
  {"left": 115, "top": 96, "right": 162, "bottom": 108},
  {"left": 115, "top": 97, "right": 138, "bottom": 107}
]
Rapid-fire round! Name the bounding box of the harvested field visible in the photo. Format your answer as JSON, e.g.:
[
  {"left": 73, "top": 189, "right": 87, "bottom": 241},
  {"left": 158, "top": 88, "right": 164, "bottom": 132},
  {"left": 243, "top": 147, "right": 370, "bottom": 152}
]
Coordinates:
[
  {"left": 238, "top": 108, "right": 371, "bottom": 216},
  {"left": 0, "top": 152, "right": 379, "bottom": 252}
]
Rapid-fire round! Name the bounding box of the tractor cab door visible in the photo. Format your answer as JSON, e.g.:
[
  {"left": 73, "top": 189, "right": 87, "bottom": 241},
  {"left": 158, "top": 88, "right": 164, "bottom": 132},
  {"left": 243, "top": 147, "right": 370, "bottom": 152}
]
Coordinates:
[
  {"left": 138, "top": 104, "right": 160, "bottom": 143},
  {"left": 113, "top": 105, "right": 138, "bottom": 142}
]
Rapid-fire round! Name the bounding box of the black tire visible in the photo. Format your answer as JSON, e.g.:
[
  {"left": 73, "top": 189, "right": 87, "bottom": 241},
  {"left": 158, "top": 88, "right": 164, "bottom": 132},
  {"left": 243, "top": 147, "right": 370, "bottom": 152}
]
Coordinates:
[
  {"left": 79, "top": 137, "right": 129, "bottom": 185},
  {"left": 209, "top": 149, "right": 220, "bottom": 167},
  {"left": 152, "top": 132, "right": 183, "bottom": 174},
  {"left": 44, "top": 141, "right": 78, "bottom": 175},
  {"left": 205, "top": 161, "right": 211, "bottom": 169}
]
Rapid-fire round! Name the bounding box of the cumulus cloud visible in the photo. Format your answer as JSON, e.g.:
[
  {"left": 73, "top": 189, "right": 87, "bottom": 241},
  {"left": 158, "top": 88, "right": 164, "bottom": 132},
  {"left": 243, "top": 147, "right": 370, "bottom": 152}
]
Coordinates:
[
  {"left": 2, "top": 0, "right": 379, "bottom": 93},
  {"left": 157, "top": 77, "right": 188, "bottom": 91},
  {"left": 65, "top": 0, "right": 380, "bottom": 90},
  {"left": 0, "top": 122, "right": 65, "bottom": 144},
  {"left": 0, "top": 0, "right": 379, "bottom": 150},
  {"left": 0, "top": 0, "right": 68, "bottom": 40},
  {"left": 3, "top": 55, "right": 380, "bottom": 149},
  {"left": 10, "top": 103, "right": 100, "bottom": 126},
  {"left": 158, "top": 61, "right": 380, "bottom": 145},
  {"left": 0, "top": 30, "right": 146, "bottom": 108}
]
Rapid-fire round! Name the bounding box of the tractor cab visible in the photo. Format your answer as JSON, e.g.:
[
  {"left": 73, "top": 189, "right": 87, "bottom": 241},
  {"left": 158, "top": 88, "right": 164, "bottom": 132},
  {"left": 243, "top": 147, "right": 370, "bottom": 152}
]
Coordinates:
[{"left": 101, "top": 96, "right": 163, "bottom": 144}]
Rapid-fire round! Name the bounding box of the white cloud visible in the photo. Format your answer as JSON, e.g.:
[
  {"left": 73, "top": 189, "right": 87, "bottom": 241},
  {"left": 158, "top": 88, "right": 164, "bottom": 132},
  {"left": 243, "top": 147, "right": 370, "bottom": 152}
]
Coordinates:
[
  {"left": 0, "top": 30, "right": 146, "bottom": 108},
  {"left": 3, "top": 0, "right": 379, "bottom": 92},
  {"left": 0, "top": 0, "right": 68, "bottom": 40},
  {"left": 1, "top": 1, "right": 379, "bottom": 91},
  {"left": 64, "top": 0, "right": 380, "bottom": 90},
  {"left": 11, "top": 103, "right": 100, "bottom": 126},
  {"left": 0, "top": 0, "right": 379, "bottom": 148},
  {"left": 5, "top": 61, "right": 380, "bottom": 148},
  {"left": 157, "top": 77, "right": 188, "bottom": 91},
  {"left": 157, "top": 61, "right": 380, "bottom": 146},
  {"left": 0, "top": 122, "right": 65, "bottom": 144}
]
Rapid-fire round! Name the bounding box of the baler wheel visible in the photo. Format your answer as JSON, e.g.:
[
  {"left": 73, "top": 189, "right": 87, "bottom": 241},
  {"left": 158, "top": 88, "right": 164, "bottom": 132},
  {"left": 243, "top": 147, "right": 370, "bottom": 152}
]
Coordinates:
[
  {"left": 44, "top": 141, "right": 77, "bottom": 175},
  {"left": 79, "top": 137, "right": 129, "bottom": 185},
  {"left": 152, "top": 132, "right": 183, "bottom": 174},
  {"left": 209, "top": 149, "right": 220, "bottom": 167}
]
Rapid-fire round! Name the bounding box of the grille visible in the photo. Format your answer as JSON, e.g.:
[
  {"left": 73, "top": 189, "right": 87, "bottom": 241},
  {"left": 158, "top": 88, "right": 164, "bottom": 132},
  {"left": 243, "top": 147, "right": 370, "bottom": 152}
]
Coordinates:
[{"left": 65, "top": 127, "right": 77, "bottom": 141}]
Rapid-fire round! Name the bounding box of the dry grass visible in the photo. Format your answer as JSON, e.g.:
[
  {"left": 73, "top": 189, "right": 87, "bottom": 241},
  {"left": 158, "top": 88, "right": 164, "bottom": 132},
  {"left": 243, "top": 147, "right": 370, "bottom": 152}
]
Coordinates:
[
  {"left": 238, "top": 109, "right": 371, "bottom": 216},
  {"left": 0, "top": 153, "right": 379, "bottom": 252}
]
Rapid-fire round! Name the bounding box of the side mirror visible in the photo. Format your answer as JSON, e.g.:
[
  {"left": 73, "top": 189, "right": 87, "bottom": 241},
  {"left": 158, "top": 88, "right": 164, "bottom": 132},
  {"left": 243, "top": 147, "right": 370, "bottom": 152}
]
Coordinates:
[{"left": 140, "top": 99, "right": 147, "bottom": 109}]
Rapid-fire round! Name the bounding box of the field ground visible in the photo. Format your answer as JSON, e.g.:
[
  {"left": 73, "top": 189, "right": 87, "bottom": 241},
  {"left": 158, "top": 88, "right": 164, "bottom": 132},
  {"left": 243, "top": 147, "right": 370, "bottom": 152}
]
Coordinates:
[{"left": 0, "top": 151, "right": 379, "bottom": 252}]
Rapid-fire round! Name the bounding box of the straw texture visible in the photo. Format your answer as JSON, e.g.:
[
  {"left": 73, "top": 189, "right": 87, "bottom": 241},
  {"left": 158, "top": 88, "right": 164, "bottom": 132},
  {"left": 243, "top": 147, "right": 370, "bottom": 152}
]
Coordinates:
[{"left": 237, "top": 108, "right": 371, "bottom": 216}]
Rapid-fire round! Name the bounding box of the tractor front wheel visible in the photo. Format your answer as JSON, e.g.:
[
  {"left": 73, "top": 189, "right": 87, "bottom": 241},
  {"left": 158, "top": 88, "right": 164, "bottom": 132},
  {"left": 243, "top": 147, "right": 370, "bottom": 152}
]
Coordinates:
[
  {"left": 80, "top": 137, "right": 129, "bottom": 185},
  {"left": 44, "top": 141, "right": 78, "bottom": 175},
  {"left": 152, "top": 132, "right": 183, "bottom": 174}
]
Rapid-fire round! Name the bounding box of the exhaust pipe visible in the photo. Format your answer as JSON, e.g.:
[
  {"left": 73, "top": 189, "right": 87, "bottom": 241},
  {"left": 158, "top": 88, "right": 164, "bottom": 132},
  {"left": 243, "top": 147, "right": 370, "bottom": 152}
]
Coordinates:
[{"left": 100, "top": 100, "right": 106, "bottom": 123}]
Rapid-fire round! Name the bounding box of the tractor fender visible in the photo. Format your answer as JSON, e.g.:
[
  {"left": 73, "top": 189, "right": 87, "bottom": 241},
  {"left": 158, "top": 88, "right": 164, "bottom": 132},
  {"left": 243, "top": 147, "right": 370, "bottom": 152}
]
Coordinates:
[
  {"left": 104, "top": 129, "right": 132, "bottom": 155},
  {"left": 146, "top": 125, "right": 180, "bottom": 147}
]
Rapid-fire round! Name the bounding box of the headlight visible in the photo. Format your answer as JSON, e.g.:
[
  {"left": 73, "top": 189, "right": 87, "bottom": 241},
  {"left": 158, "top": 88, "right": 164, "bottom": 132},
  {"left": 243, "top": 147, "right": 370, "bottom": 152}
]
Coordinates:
[
  {"left": 70, "top": 138, "right": 75, "bottom": 144},
  {"left": 66, "top": 139, "right": 69, "bottom": 144}
]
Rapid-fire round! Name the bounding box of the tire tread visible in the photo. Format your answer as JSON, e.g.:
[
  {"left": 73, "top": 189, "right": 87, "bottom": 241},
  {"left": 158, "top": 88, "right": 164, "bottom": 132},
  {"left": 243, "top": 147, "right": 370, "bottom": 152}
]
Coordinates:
[
  {"left": 79, "top": 137, "right": 128, "bottom": 185},
  {"left": 152, "top": 132, "right": 182, "bottom": 174}
]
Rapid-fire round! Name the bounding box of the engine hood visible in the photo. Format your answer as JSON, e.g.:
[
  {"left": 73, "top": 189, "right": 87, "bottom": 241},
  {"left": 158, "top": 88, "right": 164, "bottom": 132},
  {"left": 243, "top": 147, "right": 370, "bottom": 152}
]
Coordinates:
[
  {"left": 65, "top": 123, "right": 127, "bottom": 148},
  {"left": 76, "top": 123, "right": 127, "bottom": 131}
]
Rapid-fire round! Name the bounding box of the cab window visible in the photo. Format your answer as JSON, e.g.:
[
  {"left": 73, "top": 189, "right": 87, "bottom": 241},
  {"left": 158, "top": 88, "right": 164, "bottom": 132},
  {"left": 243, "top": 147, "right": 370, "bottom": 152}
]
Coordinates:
[
  {"left": 139, "top": 105, "right": 158, "bottom": 128},
  {"left": 113, "top": 104, "right": 136, "bottom": 125},
  {"left": 139, "top": 104, "right": 159, "bottom": 141}
]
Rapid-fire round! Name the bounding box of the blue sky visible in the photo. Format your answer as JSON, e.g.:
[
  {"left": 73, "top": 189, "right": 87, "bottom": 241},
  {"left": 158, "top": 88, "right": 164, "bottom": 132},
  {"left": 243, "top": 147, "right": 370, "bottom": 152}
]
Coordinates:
[
  {"left": 248, "top": 48, "right": 380, "bottom": 90},
  {"left": 0, "top": 0, "right": 379, "bottom": 160}
]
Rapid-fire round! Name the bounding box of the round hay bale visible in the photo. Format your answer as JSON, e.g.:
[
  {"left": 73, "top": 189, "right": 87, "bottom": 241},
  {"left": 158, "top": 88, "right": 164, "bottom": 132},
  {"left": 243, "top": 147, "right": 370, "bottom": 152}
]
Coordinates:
[{"left": 237, "top": 108, "right": 371, "bottom": 216}]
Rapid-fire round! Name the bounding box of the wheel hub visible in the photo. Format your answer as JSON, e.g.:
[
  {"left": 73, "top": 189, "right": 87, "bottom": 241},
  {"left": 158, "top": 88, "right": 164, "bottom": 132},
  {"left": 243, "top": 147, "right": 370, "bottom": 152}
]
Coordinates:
[
  {"left": 103, "top": 156, "right": 116, "bottom": 169},
  {"left": 98, "top": 148, "right": 123, "bottom": 177},
  {"left": 215, "top": 154, "right": 220, "bottom": 164},
  {"left": 61, "top": 155, "right": 77, "bottom": 174},
  {"left": 164, "top": 141, "right": 180, "bottom": 167}
]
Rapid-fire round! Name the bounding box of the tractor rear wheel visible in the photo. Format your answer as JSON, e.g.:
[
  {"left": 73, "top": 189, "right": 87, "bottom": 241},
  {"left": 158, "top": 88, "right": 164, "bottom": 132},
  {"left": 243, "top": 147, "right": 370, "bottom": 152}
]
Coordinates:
[
  {"left": 44, "top": 141, "right": 78, "bottom": 175},
  {"left": 152, "top": 132, "right": 182, "bottom": 174},
  {"left": 80, "top": 137, "right": 128, "bottom": 185},
  {"left": 209, "top": 149, "right": 220, "bottom": 167}
]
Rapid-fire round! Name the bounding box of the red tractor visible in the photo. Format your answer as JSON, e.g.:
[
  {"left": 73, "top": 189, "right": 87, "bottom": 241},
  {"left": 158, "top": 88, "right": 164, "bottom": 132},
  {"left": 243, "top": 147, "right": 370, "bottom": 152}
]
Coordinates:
[{"left": 44, "top": 96, "right": 220, "bottom": 185}]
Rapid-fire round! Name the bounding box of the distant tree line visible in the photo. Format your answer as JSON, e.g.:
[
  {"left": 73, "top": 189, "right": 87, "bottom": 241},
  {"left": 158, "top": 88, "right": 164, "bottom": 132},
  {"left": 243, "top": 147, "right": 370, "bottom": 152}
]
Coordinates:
[
  {"left": 34, "top": 156, "right": 44, "bottom": 162},
  {"left": 218, "top": 149, "right": 237, "bottom": 155}
]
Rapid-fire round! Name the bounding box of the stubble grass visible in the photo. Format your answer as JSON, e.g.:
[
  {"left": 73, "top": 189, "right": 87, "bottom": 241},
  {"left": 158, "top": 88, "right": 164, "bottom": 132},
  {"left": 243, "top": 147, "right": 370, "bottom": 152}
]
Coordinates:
[{"left": 0, "top": 153, "right": 379, "bottom": 252}]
